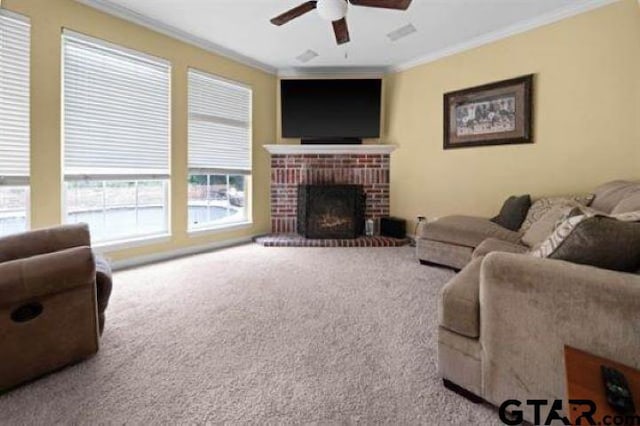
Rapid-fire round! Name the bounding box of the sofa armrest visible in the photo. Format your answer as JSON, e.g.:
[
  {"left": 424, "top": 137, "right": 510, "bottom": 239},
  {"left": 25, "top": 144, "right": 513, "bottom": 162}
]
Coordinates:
[
  {"left": 0, "top": 224, "right": 91, "bottom": 263},
  {"left": 479, "top": 252, "right": 640, "bottom": 411},
  {"left": 0, "top": 246, "right": 96, "bottom": 307}
]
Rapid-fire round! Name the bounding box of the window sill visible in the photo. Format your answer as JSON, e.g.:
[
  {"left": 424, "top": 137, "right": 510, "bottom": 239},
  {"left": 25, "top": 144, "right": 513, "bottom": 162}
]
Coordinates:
[
  {"left": 188, "top": 221, "right": 253, "bottom": 238},
  {"left": 93, "top": 234, "right": 172, "bottom": 253}
]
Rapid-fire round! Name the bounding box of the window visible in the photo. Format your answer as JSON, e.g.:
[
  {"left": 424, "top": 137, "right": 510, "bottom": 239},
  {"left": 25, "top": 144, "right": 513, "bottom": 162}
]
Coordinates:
[
  {"left": 0, "top": 11, "right": 30, "bottom": 237},
  {"left": 62, "top": 31, "right": 171, "bottom": 244},
  {"left": 188, "top": 174, "right": 248, "bottom": 229},
  {"left": 65, "top": 180, "right": 167, "bottom": 243},
  {"left": 188, "top": 69, "right": 252, "bottom": 231}
]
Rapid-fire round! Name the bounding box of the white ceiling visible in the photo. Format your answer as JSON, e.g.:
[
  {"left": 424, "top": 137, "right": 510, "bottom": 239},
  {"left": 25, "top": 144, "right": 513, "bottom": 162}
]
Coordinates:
[{"left": 78, "top": 0, "right": 615, "bottom": 75}]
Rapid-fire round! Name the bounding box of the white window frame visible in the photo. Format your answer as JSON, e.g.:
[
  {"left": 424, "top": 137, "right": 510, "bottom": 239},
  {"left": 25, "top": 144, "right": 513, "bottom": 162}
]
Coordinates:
[
  {"left": 187, "top": 69, "right": 252, "bottom": 234},
  {"left": 63, "top": 178, "right": 171, "bottom": 248},
  {"left": 61, "top": 31, "right": 172, "bottom": 248},
  {"left": 187, "top": 173, "right": 251, "bottom": 235},
  {"left": 0, "top": 10, "right": 31, "bottom": 237}
]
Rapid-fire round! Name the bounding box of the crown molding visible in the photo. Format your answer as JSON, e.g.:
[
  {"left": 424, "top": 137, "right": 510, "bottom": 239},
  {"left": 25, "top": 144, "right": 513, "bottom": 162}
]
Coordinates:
[
  {"left": 74, "top": 0, "right": 277, "bottom": 75},
  {"left": 390, "top": 0, "right": 620, "bottom": 73}
]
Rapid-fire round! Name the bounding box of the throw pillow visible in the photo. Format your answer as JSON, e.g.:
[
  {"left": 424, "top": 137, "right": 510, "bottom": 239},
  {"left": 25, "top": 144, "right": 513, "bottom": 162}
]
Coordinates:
[
  {"left": 611, "top": 191, "right": 640, "bottom": 215},
  {"left": 612, "top": 211, "right": 640, "bottom": 222},
  {"left": 591, "top": 181, "right": 640, "bottom": 213},
  {"left": 530, "top": 210, "right": 640, "bottom": 272},
  {"left": 491, "top": 195, "right": 531, "bottom": 231},
  {"left": 520, "top": 194, "right": 595, "bottom": 232},
  {"left": 521, "top": 204, "right": 576, "bottom": 248},
  {"left": 529, "top": 208, "right": 594, "bottom": 258}
]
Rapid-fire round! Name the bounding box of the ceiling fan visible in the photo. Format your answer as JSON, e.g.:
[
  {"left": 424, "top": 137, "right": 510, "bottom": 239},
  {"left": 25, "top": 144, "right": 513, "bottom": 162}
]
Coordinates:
[{"left": 270, "top": 0, "right": 413, "bottom": 45}]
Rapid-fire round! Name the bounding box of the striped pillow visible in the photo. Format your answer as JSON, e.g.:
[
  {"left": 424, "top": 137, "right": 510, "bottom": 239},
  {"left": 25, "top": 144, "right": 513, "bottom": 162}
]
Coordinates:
[{"left": 530, "top": 209, "right": 640, "bottom": 259}]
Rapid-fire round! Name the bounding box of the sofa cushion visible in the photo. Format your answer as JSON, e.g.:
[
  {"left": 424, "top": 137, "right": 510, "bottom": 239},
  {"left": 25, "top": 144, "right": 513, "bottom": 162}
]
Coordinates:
[
  {"left": 490, "top": 195, "right": 531, "bottom": 231},
  {"left": 416, "top": 239, "right": 473, "bottom": 270},
  {"left": 591, "top": 181, "right": 640, "bottom": 214},
  {"left": 520, "top": 195, "right": 594, "bottom": 232},
  {"left": 422, "top": 216, "right": 522, "bottom": 248},
  {"left": 472, "top": 238, "right": 528, "bottom": 259},
  {"left": 439, "top": 257, "right": 482, "bottom": 338},
  {"left": 521, "top": 204, "right": 576, "bottom": 247},
  {"left": 611, "top": 191, "right": 640, "bottom": 215}
]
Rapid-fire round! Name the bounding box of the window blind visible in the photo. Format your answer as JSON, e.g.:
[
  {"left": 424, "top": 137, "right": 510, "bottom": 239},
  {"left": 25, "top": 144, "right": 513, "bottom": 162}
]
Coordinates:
[
  {"left": 188, "top": 69, "right": 252, "bottom": 174},
  {"left": 63, "top": 31, "right": 170, "bottom": 180},
  {"left": 0, "top": 11, "right": 30, "bottom": 186}
]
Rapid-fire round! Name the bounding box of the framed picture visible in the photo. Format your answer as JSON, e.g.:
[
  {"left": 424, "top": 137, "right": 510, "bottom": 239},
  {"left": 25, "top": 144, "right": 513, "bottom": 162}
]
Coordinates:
[{"left": 443, "top": 74, "right": 534, "bottom": 150}]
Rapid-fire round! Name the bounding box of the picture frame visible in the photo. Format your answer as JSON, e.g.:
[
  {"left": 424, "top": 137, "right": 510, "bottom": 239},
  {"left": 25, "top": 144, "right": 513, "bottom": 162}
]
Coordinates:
[{"left": 443, "top": 74, "right": 534, "bottom": 150}]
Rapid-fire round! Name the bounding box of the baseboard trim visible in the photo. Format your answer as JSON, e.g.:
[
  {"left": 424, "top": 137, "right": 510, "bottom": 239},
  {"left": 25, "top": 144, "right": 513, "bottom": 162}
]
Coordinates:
[{"left": 109, "top": 235, "right": 259, "bottom": 271}]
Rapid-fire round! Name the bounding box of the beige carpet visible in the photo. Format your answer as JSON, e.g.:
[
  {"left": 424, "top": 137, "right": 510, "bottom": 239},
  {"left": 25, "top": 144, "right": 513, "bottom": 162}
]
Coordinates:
[{"left": 0, "top": 244, "right": 499, "bottom": 424}]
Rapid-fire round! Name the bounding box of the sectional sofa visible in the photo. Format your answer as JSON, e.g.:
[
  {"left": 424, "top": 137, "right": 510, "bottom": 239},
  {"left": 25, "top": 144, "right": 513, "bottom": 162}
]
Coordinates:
[{"left": 417, "top": 181, "right": 640, "bottom": 422}]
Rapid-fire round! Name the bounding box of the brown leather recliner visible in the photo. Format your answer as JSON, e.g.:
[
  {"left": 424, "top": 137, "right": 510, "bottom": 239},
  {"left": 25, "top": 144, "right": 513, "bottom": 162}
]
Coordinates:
[{"left": 0, "top": 224, "right": 113, "bottom": 392}]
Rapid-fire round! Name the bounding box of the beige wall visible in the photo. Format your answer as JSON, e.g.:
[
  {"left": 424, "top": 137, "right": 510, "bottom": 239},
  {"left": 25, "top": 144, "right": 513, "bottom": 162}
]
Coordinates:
[
  {"left": 385, "top": 0, "right": 640, "bottom": 230},
  {"left": 3, "top": 0, "right": 277, "bottom": 262}
]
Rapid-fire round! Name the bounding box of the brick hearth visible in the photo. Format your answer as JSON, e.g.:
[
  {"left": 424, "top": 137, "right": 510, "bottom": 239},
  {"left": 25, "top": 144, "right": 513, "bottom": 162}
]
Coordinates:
[
  {"left": 269, "top": 151, "right": 391, "bottom": 234},
  {"left": 255, "top": 234, "right": 409, "bottom": 248}
]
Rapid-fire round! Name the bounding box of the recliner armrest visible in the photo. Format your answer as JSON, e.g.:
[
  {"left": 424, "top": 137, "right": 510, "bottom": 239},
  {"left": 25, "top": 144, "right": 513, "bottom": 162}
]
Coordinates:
[
  {"left": 0, "top": 224, "right": 91, "bottom": 263},
  {"left": 0, "top": 246, "right": 96, "bottom": 307}
]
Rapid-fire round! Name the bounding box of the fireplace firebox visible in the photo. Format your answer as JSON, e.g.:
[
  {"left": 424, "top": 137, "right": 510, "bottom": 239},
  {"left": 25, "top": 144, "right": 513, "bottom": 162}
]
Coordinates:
[{"left": 297, "top": 185, "right": 365, "bottom": 239}]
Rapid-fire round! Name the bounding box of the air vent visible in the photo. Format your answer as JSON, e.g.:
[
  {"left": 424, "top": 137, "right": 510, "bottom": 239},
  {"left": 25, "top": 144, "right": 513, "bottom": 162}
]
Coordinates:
[
  {"left": 387, "top": 23, "right": 417, "bottom": 42},
  {"left": 296, "top": 49, "right": 319, "bottom": 63}
]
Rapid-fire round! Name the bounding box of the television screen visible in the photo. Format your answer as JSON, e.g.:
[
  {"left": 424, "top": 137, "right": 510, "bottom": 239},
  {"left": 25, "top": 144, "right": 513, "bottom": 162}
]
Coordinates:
[{"left": 281, "top": 79, "right": 382, "bottom": 140}]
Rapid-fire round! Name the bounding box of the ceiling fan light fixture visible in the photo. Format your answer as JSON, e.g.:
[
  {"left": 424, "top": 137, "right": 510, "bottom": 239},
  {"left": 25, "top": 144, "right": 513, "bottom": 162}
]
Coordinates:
[{"left": 317, "top": 0, "right": 348, "bottom": 22}]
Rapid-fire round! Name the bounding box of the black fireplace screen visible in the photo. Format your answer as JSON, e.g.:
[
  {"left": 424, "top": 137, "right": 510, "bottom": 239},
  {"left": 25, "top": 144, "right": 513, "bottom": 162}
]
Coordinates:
[{"left": 297, "top": 185, "right": 365, "bottom": 239}]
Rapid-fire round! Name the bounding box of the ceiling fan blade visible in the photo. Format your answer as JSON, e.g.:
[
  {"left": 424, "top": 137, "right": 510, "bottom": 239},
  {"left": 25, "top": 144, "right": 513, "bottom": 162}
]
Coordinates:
[
  {"left": 332, "top": 18, "right": 350, "bottom": 45},
  {"left": 349, "top": 0, "right": 412, "bottom": 10},
  {"left": 270, "top": 1, "right": 318, "bottom": 26}
]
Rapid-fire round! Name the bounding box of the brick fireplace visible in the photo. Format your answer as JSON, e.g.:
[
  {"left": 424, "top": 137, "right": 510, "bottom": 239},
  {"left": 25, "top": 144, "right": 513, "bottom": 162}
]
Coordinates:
[{"left": 264, "top": 145, "right": 396, "bottom": 235}]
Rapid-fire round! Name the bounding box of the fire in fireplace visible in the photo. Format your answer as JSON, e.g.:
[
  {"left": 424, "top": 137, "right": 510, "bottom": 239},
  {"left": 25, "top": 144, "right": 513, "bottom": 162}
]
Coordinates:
[{"left": 297, "top": 185, "right": 365, "bottom": 239}]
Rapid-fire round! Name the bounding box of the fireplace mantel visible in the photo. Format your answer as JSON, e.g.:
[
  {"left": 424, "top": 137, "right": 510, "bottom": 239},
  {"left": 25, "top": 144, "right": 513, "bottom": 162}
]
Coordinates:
[{"left": 263, "top": 144, "right": 397, "bottom": 155}]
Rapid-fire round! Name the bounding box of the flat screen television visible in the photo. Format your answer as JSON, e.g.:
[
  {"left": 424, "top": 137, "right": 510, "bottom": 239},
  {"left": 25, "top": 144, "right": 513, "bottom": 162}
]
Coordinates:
[{"left": 280, "top": 79, "right": 382, "bottom": 143}]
